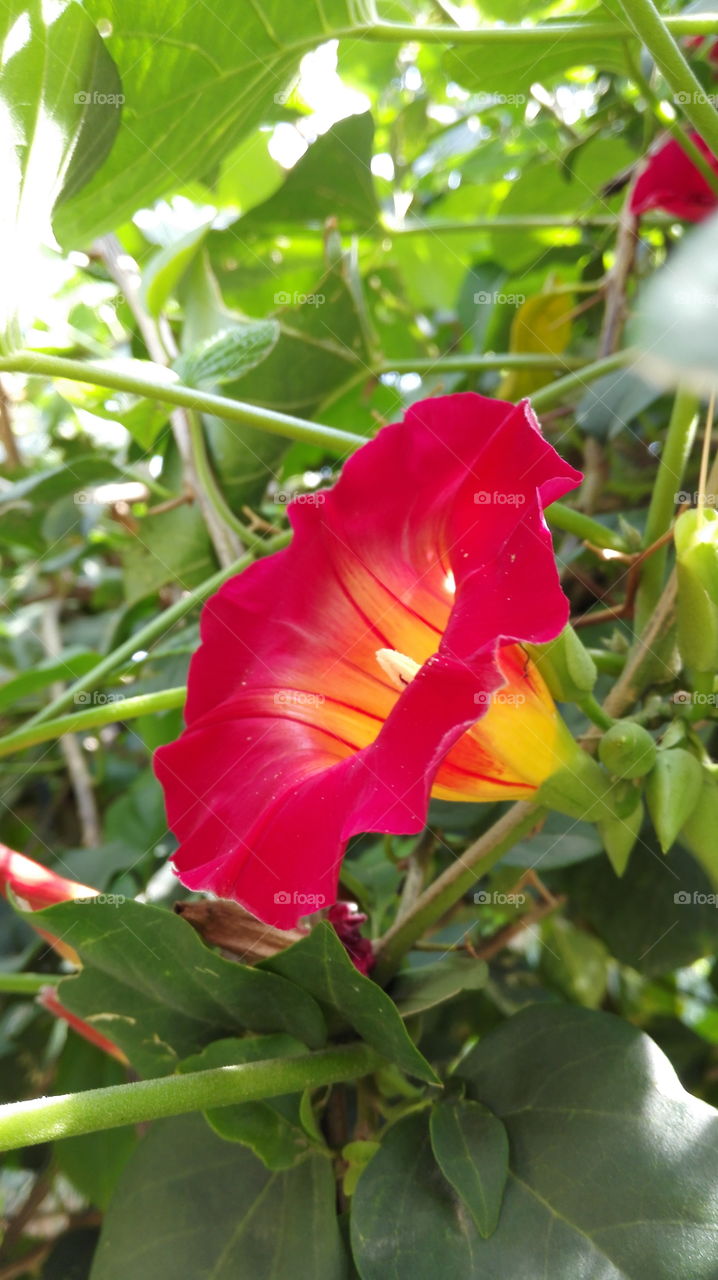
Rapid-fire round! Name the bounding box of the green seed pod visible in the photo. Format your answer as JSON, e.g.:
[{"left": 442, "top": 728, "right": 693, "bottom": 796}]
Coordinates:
[
  {"left": 598, "top": 722, "right": 657, "bottom": 779},
  {"left": 645, "top": 747, "right": 703, "bottom": 853},
  {"left": 537, "top": 750, "right": 614, "bottom": 823},
  {"left": 679, "top": 774, "right": 718, "bottom": 890},
  {"left": 527, "top": 625, "right": 598, "bottom": 704},
  {"left": 598, "top": 796, "right": 644, "bottom": 877},
  {"left": 674, "top": 507, "right": 718, "bottom": 672}
]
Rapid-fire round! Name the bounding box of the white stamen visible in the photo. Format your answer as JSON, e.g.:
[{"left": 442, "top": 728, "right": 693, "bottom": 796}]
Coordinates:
[{"left": 375, "top": 648, "right": 422, "bottom": 691}]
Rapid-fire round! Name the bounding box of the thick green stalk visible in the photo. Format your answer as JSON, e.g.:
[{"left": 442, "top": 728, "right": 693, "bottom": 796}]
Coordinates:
[
  {"left": 616, "top": 0, "right": 718, "bottom": 155},
  {"left": 530, "top": 349, "right": 635, "bottom": 411},
  {"left": 364, "top": 15, "right": 718, "bottom": 44},
  {"left": 0, "top": 353, "right": 362, "bottom": 455},
  {"left": 380, "top": 354, "right": 588, "bottom": 375},
  {"left": 0, "top": 1044, "right": 380, "bottom": 1151},
  {"left": 634, "top": 387, "right": 698, "bottom": 634},
  {"left": 374, "top": 802, "right": 542, "bottom": 982},
  {"left": 23, "top": 534, "right": 290, "bottom": 729},
  {"left": 0, "top": 689, "right": 187, "bottom": 759}
]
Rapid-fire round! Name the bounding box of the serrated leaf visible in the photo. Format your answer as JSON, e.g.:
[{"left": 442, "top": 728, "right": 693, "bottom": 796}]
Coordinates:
[
  {"left": 261, "top": 922, "right": 437, "bottom": 1084},
  {"left": 177, "top": 320, "right": 280, "bottom": 388}
]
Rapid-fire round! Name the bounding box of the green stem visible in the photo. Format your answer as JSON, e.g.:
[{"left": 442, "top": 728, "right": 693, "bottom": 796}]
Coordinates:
[
  {"left": 186, "top": 410, "right": 254, "bottom": 541},
  {"left": 0, "top": 689, "right": 187, "bottom": 759},
  {"left": 0, "top": 1044, "right": 380, "bottom": 1151},
  {"left": 634, "top": 386, "right": 698, "bottom": 634},
  {"left": 23, "top": 534, "right": 290, "bottom": 729},
  {"left": 384, "top": 215, "right": 627, "bottom": 235},
  {"left": 578, "top": 693, "right": 615, "bottom": 730},
  {"left": 380, "top": 354, "right": 588, "bottom": 375},
  {"left": 0, "top": 353, "right": 362, "bottom": 455},
  {"left": 374, "top": 802, "right": 542, "bottom": 982},
  {"left": 588, "top": 649, "right": 627, "bottom": 676},
  {"left": 364, "top": 15, "right": 718, "bottom": 44},
  {"left": 530, "top": 349, "right": 635, "bottom": 411},
  {"left": 0, "top": 973, "right": 56, "bottom": 995},
  {"left": 544, "top": 502, "right": 628, "bottom": 552},
  {"left": 616, "top": 0, "right": 718, "bottom": 155}
]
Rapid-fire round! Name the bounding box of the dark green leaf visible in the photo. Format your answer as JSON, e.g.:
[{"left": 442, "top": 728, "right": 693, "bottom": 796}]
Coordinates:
[
  {"left": 391, "top": 954, "right": 488, "bottom": 1017},
  {"left": 90, "top": 1113, "right": 347, "bottom": 1280},
  {"left": 262, "top": 922, "right": 437, "bottom": 1084},
  {"left": 429, "top": 1099, "right": 509, "bottom": 1238},
  {"left": 18, "top": 898, "right": 326, "bottom": 1074},
  {"left": 179, "top": 1036, "right": 325, "bottom": 1169}
]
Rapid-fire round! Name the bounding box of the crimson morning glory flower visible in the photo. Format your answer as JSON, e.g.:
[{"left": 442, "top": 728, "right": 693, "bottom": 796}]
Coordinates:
[
  {"left": 630, "top": 131, "right": 718, "bottom": 222},
  {"left": 155, "top": 393, "right": 581, "bottom": 929}
]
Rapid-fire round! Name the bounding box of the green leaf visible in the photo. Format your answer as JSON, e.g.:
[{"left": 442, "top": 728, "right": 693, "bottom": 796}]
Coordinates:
[
  {"left": 444, "top": 16, "right": 631, "bottom": 97},
  {"left": 0, "top": 455, "right": 126, "bottom": 507},
  {"left": 140, "top": 222, "right": 212, "bottom": 318},
  {"left": 0, "top": 649, "right": 100, "bottom": 712},
  {"left": 391, "top": 954, "right": 488, "bottom": 1017},
  {"left": 261, "top": 922, "right": 437, "bottom": 1084},
  {"left": 429, "top": 1100, "right": 509, "bottom": 1239},
  {"left": 90, "top": 1113, "right": 347, "bottom": 1280},
  {"left": 242, "top": 112, "right": 378, "bottom": 232},
  {"left": 54, "top": 0, "right": 367, "bottom": 246},
  {"left": 177, "top": 319, "right": 280, "bottom": 388},
  {"left": 17, "top": 898, "right": 326, "bottom": 1075},
  {"left": 539, "top": 916, "right": 611, "bottom": 1008},
  {"left": 352, "top": 1007, "right": 718, "bottom": 1279},
  {"left": 179, "top": 1036, "right": 326, "bottom": 1169},
  {"left": 0, "top": 0, "right": 122, "bottom": 341},
  {"left": 559, "top": 831, "right": 718, "bottom": 976}
]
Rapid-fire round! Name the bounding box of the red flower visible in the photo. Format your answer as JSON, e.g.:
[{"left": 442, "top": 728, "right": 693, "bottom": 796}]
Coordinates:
[
  {"left": 630, "top": 131, "right": 718, "bottom": 222},
  {"left": 327, "top": 902, "right": 375, "bottom": 975},
  {"left": 155, "top": 394, "right": 581, "bottom": 929},
  {"left": 0, "top": 844, "right": 97, "bottom": 964}
]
